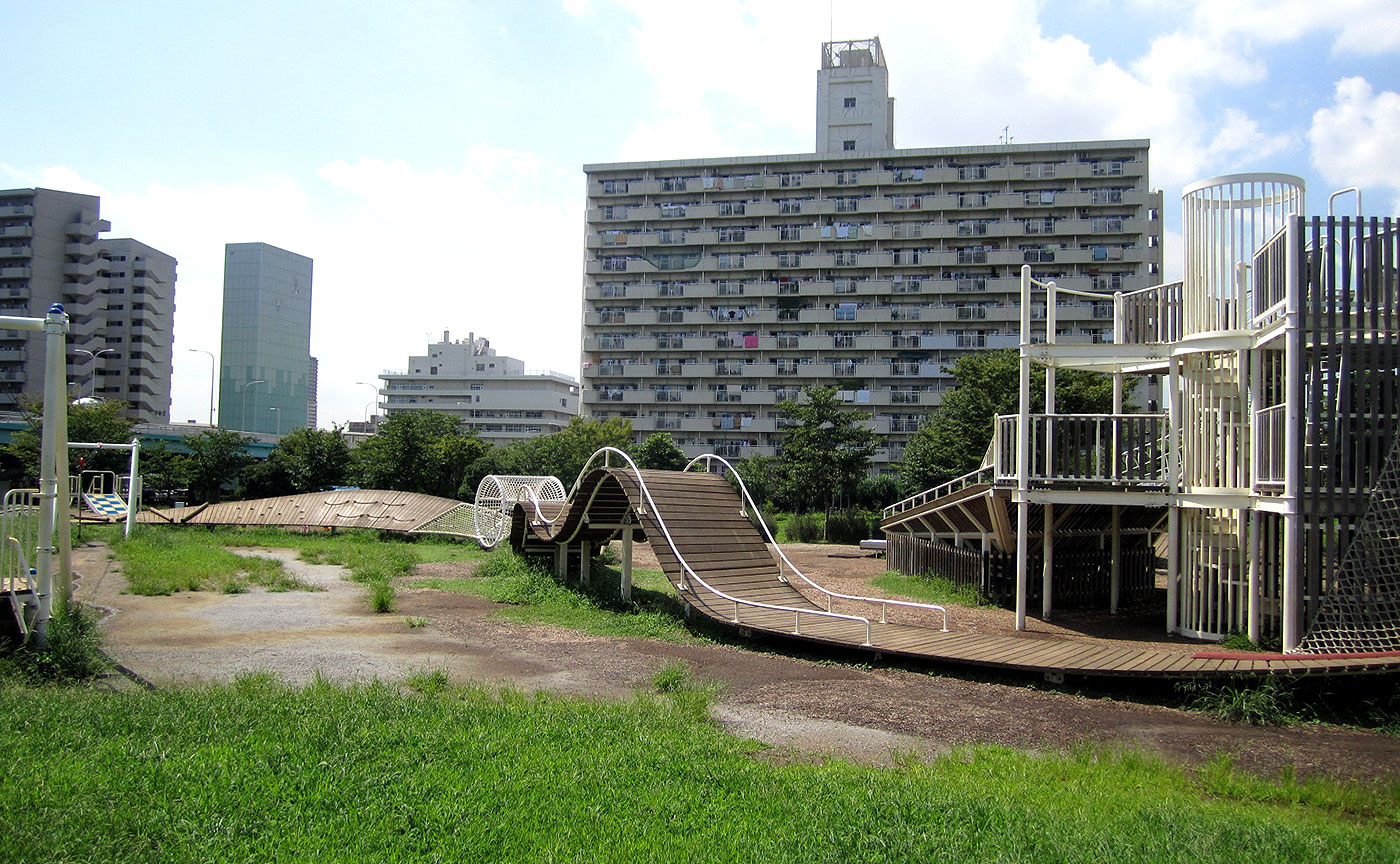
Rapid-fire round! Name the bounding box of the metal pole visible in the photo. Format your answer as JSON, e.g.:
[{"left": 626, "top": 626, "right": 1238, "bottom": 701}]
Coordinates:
[
  {"left": 1015, "top": 265, "right": 1032, "bottom": 631},
  {"left": 125, "top": 437, "right": 140, "bottom": 540},
  {"left": 241, "top": 379, "right": 265, "bottom": 433},
  {"left": 35, "top": 305, "right": 69, "bottom": 636},
  {"left": 620, "top": 527, "right": 633, "bottom": 602},
  {"left": 188, "top": 348, "right": 216, "bottom": 425},
  {"left": 1282, "top": 215, "right": 1303, "bottom": 652}
]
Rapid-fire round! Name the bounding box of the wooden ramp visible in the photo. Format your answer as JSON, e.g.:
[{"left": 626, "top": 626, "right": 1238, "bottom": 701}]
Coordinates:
[{"left": 511, "top": 463, "right": 1400, "bottom": 680}]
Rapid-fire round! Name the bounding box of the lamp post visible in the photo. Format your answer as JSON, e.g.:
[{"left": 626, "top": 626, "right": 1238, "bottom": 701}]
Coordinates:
[
  {"left": 74, "top": 348, "right": 114, "bottom": 398},
  {"left": 354, "top": 380, "right": 379, "bottom": 423},
  {"left": 269, "top": 406, "right": 281, "bottom": 437},
  {"left": 240, "top": 379, "right": 265, "bottom": 432},
  {"left": 188, "top": 348, "right": 216, "bottom": 425}
]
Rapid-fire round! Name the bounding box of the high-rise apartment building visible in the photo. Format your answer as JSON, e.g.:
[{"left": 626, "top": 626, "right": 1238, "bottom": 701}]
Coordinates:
[
  {"left": 580, "top": 38, "right": 1163, "bottom": 469},
  {"left": 217, "top": 242, "right": 312, "bottom": 436},
  {"left": 380, "top": 331, "right": 579, "bottom": 446},
  {"left": 0, "top": 188, "right": 177, "bottom": 423}
]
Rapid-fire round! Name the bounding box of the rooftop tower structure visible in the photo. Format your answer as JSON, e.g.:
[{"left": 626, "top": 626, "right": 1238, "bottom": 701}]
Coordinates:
[{"left": 816, "top": 38, "right": 894, "bottom": 154}]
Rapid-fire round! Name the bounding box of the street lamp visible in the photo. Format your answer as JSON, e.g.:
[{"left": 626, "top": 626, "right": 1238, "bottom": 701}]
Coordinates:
[
  {"left": 188, "top": 348, "right": 216, "bottom": 426},
  {"left": 74, "top": 348, "right": 114, "bottom": 398},
  {"left": 240, "top": 379, "right": 265, "bottom": 432},
  {"left": 354, "top": 381, "right": 379, "bottom": 423},
  {"left": 269, "top": 406, "right": 281, "bottom": 437}
]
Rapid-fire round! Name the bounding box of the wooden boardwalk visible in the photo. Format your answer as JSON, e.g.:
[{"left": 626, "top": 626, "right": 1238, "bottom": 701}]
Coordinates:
[{"left": 513, "top": 467, "right": 1400, "bottom": 680}]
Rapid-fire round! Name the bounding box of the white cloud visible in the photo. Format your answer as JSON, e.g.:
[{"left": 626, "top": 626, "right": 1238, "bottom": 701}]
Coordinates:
[
  {"left": 1183, "top": 0, "right": 1400, "bottom": 55},
  {"left": 1308, "top": 77, "right": 1400, "bottom": 199}
]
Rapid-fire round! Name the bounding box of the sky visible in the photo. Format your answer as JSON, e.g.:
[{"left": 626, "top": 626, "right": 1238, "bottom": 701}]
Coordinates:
[{"left": 2, "top": 0, "right": 1397, "bottom": 428}]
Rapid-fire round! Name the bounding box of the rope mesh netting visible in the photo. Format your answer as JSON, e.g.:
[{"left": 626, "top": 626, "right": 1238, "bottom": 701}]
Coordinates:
[{"left": 1296, "top": 433, "right": 1400, "bottom": 654}]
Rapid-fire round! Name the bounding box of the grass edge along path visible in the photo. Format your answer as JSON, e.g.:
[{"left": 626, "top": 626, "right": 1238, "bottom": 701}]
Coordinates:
[
  {"left": 0, "top": 676, "right": 1396, "bottom": 864},
  {"left": 409, "top": 547, "right": 701, "bottom": 644}
]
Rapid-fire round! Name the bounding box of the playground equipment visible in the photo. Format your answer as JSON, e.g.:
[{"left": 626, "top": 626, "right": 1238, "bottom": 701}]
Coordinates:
[
  {"left": 0, "top": 304, "right": 72, "bottom": 642},
  {"left": 69, "top": 438, "right": 142, "bottom": 539}
]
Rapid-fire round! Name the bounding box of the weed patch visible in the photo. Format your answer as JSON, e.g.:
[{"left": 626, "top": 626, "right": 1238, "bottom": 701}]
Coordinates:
[
  {"left": 0, "top": 602, "right": 108, "bottom": 685},
  {"left": 871, "top": 570, "right": 992, "bottom": 608},
  {"left": 1178, "top": 676, "right": 1298, "bottom": 726},
  {"left": 111, "top": 530, "right": 310, "bottom": 595}
]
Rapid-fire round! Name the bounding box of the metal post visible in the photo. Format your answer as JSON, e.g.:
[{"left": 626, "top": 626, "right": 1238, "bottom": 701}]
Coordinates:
[
  {"left": 1166, "top": 355, "right": 1181, "bottom": 633},
  {"left": 555, "top": 544, "right": 566, "bottom": 579},
  {"left": 1282, "top": 215, "right": 1303, "bottom": 652},
  {"left": 1015, "top": 265, "right": 1033, "bottom": 631},
  {"left": 125, "top": 437, "right": 141, "bottom": 540},
  {"left": 34, "top": 305, "right": 70, "bottom": 636},
  {"left": 189, "top": 348, "right": 216, "bottom": 426},
  {"left": 580, "top": 541, "right": 591, "bottom": 586},
  {"left": 620, "top": 527, "right": 633, "bottom": 602},
  {"left": 1110, "top": 506, "right": 1121, "bottom": 614}
]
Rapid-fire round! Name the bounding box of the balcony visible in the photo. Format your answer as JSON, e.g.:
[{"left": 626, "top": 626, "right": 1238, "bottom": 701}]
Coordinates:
[{"left": 992, "top": 413, "right": 1169, "bottom": 485}]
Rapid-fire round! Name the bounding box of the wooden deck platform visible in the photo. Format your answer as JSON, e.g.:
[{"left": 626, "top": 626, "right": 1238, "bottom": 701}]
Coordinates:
[{"left": 513, "top": 466, "right": 1400, "bottom": 680}]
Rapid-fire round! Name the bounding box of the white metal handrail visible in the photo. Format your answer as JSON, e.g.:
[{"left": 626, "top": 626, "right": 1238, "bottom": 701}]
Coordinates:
[
  {"left": 574, "top": 447, "right": 878, "bottom": 644},
  {"left": 687, "top": 453, "right": 949, "bottom": 632},
  {"left": 882, "top": 465, "right": 993, "bottom": 519}
]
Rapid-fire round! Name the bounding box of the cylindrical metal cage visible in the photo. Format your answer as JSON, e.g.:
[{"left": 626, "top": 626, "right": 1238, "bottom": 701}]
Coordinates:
[
  {"left": 1180, "top": 173, "right": 1305, "bottom": 336},
  {"left": 473, "top": 474, "right": 567, "bottom": 547}
]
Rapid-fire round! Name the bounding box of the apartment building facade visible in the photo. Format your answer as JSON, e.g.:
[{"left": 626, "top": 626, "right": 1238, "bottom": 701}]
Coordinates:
[
  {"left": 0, "top": 188, "right": 177, "bottom": 423},
  {"left": 580, "top": 41, "right": 1162, "bottom": 469},
  {"left": 379, "top": 331, "right": 579, "bottom": 447}
]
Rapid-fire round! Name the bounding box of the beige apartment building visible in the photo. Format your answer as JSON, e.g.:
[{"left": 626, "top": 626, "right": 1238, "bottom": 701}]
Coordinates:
[
  {"left": 0, "top": 188, "right": 176, "bottom": 423},
  {"left": 580, "top": 38, "right": 1163, "bottom": 469},
  {"left": 379, "top": 331, "right": 579, "bottom": 447}
]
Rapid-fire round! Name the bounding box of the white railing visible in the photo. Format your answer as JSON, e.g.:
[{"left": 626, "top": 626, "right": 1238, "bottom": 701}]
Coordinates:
[
  {"left": 883, "top": 465, "right": 993, "bottom": 519},
  {"left": 1254, "top": 404, "right": 1287, "bottom": 487},
  {"left": 558, "top": 448, "right": 882, "bottom": 644},
  {"left": 2, "top": 489, "right": 40, "bottom": 643},
  {"left": 690, "top": 453, "right": 948, "bottom": 632},
  {"left": 994, "top": 413, "right": 1169, "bottom": 484},
  {"left": 1117, "top": 281, "right": 1183, "bottom": 344}
]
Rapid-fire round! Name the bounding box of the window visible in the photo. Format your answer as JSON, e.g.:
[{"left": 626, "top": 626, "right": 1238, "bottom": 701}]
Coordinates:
[
  {"left": 843, "top": 97, "right": 856, "bottom": 108},
  {"left": 843, "top": 140, "right": 856, "bottom": 151}
]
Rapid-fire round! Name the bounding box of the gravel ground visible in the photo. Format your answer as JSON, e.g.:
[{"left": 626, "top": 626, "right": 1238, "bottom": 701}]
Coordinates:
[{"left": 74, "top": 540, "right": 1400, "bottom": 781}]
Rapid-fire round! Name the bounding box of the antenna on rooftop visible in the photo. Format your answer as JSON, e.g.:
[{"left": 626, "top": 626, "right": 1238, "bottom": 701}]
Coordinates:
[{"left": 1000, "top": 125, "right": 1014, "bottom": 145}]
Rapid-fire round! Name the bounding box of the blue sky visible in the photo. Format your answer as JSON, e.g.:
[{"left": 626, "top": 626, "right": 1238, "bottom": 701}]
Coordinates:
[{"left": 2, "top": 0, "right": 1397, "bottom": 427}]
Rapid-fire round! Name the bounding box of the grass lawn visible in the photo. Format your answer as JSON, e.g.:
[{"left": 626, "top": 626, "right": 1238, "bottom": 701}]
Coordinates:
[{"left": 1, "top": 676, "right": 1396, "bottom": 864}]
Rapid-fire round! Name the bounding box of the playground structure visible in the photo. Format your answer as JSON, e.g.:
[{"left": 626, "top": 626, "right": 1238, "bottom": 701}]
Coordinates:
[
  {"left": 141, "top": 442, "right": 1400, "bottom": 677},
  {"left": 70, "top": 438, "right": 142, "bottom": 539},
  {"left": 0, "top": 304, "right": 73, "bottom": 643},
  {"left": 883, "top": 173, "right": 1400, "bottom": 657}
]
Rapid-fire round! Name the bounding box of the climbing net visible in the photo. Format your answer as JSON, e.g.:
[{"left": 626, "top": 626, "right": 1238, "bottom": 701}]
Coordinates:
[{"left": 1296, "top": 432, "right": 1400, "bottom": 654}]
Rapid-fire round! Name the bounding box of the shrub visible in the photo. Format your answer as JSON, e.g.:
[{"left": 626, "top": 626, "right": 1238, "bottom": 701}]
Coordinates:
[
  {"left": 826, "top": 509, "right": 877, "bottom": 544},
  {"left": 785, "top": 513, "right": 823, "bottom": 543}
]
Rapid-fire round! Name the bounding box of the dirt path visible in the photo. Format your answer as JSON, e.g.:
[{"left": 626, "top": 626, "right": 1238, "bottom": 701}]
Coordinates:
[{"left": 74, "top": 541, "right": 1400, "bottom": 782}]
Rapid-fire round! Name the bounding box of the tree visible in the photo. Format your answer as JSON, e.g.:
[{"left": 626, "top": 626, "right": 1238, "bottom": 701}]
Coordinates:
[
  {"left": 352, "top": 412, "right": 487, "bottom": 498},
  {"left": 490, "top": 417, "right": 634, "bottom": 487},
  {"left": 184, "top": 429, "right": 254, "bottom": 504},
  {"left": 899, "top": 348, "right": 1122, "bottom": 493},
  {"left": 5, "top": 398, "right": 136, "bottom": 484},
  {"left": 137, "top": 440, "right": 189, "bottom": 504},
  {"left": 268, "top": 427, "right": 351, "bottom": 494},
  {"left": 776, "top": 386, "right": 879, "bottom": 528},
  {"left": 634, "top": 432, "right": 687, "bottom": 471}
]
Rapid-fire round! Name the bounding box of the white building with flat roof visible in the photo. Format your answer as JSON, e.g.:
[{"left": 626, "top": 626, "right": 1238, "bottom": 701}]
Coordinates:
[{"left": 379, "top": 331, "right": 579, "bottom": 446}]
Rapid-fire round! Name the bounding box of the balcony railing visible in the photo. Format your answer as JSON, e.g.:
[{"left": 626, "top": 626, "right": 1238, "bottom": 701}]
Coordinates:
[
  {"left": 993, "top": 413, "right": 1169, "bottom": 484},
  {"left": 1254, "top": 403, "right": 1286, "bottom": 488}
]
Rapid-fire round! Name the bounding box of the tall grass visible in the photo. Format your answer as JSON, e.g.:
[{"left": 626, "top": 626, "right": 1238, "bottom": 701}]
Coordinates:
[
  {"left": 0, "top": 602, "right": 108, "bottom": 684},
  {"left": 0, "top": 679, "right": 1395, "bottom": 863},
  {"left": 112, "top": 530, "right": 310, "bottom": 595}
]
